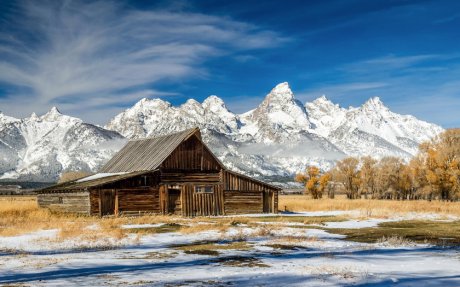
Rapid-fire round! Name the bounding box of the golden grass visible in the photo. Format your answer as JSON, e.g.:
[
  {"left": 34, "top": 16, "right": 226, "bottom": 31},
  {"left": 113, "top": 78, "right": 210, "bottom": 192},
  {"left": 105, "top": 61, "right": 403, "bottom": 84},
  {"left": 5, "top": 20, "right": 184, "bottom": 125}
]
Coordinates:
[
  {"left": 0, "top": 198, "right": 181, "bottom": 240},
  {"left": 279, "top": 194, "right": 460, "bottom": 216},
  {"left": 2, "top": 194, "right": 459, "bottom": 245}
]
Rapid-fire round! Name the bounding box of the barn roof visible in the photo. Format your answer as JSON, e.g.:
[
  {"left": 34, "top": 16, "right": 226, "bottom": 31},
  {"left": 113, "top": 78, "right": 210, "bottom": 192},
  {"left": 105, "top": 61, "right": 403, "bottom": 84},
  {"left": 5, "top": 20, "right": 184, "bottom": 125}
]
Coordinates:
[
  {"left": 99, "top": 127, "right": 221, "bottom": 173},
  {"left": 39, "top": 127, "right": 281, "bottom": 192},
  {"left": 37, "top": 170, "right": 153, "bottom": 193}
]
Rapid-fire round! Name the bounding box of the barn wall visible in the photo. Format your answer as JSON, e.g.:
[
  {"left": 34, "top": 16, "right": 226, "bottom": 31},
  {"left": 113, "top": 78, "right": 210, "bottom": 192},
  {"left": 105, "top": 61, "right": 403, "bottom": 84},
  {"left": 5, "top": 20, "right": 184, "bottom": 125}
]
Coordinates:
[
  {"left": 180, "top": 183, "right": 224, "bottom": 216},
  {"left": 117, "top": 188, "right": 160, "bottom": 215},
  {"left": 37, "top": 191, "right": 90, "bottom": 214},
  {"left": 161, "top": 136, "right": 221, "bottom": 172},
  {"left": 224, "top": 190, "right": 263, "bottom": 214},
  {"left": 222, "top": 170, "right": 279, "bottom": 214},
  {"left": 89, "top": 188, "right": 160, "bottom": 216},
  {"left": 101, "top": 172, "right": 160, "bottom": 189}
]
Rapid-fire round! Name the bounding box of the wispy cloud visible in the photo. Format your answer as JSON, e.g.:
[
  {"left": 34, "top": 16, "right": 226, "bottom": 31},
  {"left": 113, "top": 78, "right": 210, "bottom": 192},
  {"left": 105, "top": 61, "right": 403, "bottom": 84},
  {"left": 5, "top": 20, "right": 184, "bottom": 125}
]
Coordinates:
[
  {"left": 0, "top": 0, "right": 286, "bottom": 123},
  {"left": 340, "top": 54, "right": 443, "bottom": 73}
]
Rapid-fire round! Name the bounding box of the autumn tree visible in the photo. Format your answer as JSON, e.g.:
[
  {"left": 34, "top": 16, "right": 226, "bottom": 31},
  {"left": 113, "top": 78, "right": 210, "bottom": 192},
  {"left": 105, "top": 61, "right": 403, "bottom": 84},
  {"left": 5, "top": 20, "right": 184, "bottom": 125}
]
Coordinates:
[
  {"left": 408, "top": 157, "right": 430, "bottom": 199},
  {"left": 418, "top": 129, "right": 460, "bottom": 201},
  {"left": 331, "top": 157, "right": 361, "bottom": 199},
  {"left": 295, "top": 166, "right": 331, "bottom": 199},
  {"left": 374, "top": 157, "right": 407, "bottom": 199},
  {"left": 359, "top": 156, "right": 377, "bottom": 199}
]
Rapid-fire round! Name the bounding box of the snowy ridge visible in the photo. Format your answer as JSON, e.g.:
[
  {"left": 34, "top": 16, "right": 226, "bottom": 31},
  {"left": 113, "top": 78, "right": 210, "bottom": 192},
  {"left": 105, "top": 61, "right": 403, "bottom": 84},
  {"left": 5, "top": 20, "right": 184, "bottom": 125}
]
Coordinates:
[
  {"left": 0, "top": 82, "right": 443, "bottom": 182},
  {"left": 106, "top": 82, "right": 443, "bottom": 181},
  {"left": 0, "top": 108, "right": 125, "bottom": 182}
]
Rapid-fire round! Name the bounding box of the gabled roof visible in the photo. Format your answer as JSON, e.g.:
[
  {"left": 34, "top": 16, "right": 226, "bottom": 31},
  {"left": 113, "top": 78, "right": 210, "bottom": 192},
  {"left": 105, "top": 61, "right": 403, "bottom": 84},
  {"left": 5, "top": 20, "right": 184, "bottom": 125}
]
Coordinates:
[
  {"left": 37, "top": 170, "right": 154, "bottom": 193},
  {"left": 99, "top": 128, "right": 216, "bottom": 173}
]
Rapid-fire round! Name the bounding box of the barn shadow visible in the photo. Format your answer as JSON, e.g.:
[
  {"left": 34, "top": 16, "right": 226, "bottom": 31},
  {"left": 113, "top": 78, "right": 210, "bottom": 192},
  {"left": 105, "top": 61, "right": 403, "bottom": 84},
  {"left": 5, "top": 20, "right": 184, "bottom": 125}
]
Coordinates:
[{"left": 1, "top": 245, "right": 458, "bottom": 285}]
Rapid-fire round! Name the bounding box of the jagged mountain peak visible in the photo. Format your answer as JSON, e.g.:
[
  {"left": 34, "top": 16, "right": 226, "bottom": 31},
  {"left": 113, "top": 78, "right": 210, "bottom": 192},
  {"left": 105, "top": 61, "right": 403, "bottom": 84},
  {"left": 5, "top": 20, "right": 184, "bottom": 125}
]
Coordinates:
[
  {"left": 310, "top": 95, "right": 342, "bottom": 110},
  {"left": 0, "top": 111, "right": 19, "bottom": 121},
  {"left": 42, "top": 106, "right": 62, "bottom": 117},
  {"left": 134, "top": 97, "right": 171, "bottom": 110},
  {"left": 361, "top": 96, "right": 388, "bottom": 112},
  {"left": 203, "top": 95, "right": 226, "bottom": 108},
  {"left": 49, "top": 106, "right": 61, "bottom": 114},
  {"left": 240, "top": 82, "right": 311, "bottom": 142},
  {"left": 271, "top": 81, "right": 291, "bottom": 93},
  {"left": 29, "top": 112, "right": 38, "bottom": 120},
  {"left": 202, "top": 95, "right": 235, "bottom": 120},
  {"left": 312, "top": 95, "right": 333, "bottom": 105},
  {"left": 265, "top": 82, "right": 296, "bottom": 104},
  {"left": 40, "top": 106, "right": 80, "bottom": 123},
  {"left": 183, "top": 98, "right": 202, "bottom": 107}
]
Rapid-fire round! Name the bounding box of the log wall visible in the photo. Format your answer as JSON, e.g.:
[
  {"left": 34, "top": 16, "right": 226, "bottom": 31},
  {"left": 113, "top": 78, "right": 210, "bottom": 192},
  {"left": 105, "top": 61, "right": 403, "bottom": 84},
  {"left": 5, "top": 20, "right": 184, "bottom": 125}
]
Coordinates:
[
  {"left": 221, "top": 170, "right": 279, "bottom": 214},
  {"left": 89, "top": 188, "right": 160, "bottom": 216},
  {"left": 37, "top": 192, "right": 90, "bottom": 214},
  {"left": 161, "top": 172, "right": 220, "bottom": 184},
  {"left": 161, "top": 136, "right": 221, "bottom": 172},
  {"left": 117, "top": 188, "right": 159, "bottom": 216},
  {"left": 224, "top": 190, "right": 263, "bottom": 214}
]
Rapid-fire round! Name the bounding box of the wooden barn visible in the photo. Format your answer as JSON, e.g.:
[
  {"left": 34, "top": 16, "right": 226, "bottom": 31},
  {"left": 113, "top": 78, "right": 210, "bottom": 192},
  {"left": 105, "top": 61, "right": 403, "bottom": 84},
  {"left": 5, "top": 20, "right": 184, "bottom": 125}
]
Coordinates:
[{"left": 37, "top": 128, "right": 280, "bottom": 216}]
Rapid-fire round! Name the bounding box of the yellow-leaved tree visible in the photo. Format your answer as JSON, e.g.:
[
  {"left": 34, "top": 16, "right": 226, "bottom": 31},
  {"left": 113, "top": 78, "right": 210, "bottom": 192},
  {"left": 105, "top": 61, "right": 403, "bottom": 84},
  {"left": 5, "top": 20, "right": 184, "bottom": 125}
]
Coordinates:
[
  {"left": 418, "top": 129, "right": 460, "bottom": 201},
  {"left": 331, "top": 157, "right": 361, "bottom": 199},
  {"left": 295, "top": 166, "right": 331, "bottom": 199}
]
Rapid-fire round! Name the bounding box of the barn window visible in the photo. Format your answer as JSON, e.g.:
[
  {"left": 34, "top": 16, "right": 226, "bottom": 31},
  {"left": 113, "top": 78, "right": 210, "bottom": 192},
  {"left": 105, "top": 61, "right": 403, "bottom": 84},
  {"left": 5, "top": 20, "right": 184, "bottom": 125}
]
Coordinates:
[{"left": 194, "top": 185, "right": 213, "bottom": 193}]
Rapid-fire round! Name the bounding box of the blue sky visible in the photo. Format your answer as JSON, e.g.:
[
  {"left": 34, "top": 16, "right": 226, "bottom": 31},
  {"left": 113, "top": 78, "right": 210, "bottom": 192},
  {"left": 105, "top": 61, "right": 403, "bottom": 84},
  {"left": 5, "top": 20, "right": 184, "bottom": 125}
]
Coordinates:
[{"left": 0, "top": 0, "right": 459, "bottom": 127}]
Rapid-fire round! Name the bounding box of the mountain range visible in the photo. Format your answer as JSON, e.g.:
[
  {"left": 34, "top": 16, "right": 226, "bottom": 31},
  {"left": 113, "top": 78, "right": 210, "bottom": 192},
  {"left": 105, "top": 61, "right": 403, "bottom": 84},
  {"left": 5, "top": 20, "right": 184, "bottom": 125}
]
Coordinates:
[{"left": 0, "top": 82, "right": 443, "bottom": 182}]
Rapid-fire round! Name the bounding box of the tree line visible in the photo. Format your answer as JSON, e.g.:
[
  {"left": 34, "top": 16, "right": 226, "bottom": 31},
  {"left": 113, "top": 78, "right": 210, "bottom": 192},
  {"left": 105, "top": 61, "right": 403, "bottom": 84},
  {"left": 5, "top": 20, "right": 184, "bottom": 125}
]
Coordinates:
[{"left": 295, "top": 129, "right": 460, "bottom": 201}]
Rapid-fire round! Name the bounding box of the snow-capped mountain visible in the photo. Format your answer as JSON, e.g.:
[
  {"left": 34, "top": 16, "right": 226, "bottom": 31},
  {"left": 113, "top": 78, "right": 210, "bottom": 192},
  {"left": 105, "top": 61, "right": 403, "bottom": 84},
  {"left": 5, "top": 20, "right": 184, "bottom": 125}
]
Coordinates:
[
  {"left": 106, "top": 83, "right": 346, "bottom": 178},
  {"left": 0, "top": 82, "right": 443, "bottom": 182},
  {"left": 305, "top": 95, "right": 443, "bottom": 158},
  {"left": 240, "top": 82, "right": 312, "bottom": 143},
  {"left": 106, "top": 82, "right": 443, "bottom": 179},
  {"left": 0, "top": 108, "right": 125, "bottom": 182}
]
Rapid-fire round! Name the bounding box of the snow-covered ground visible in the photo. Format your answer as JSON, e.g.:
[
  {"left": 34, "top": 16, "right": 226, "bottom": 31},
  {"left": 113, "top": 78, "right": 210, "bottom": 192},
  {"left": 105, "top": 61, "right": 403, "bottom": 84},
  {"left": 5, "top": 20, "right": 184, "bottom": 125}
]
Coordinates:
[{"left": 0, "top": 212, "right": 459, "bottom": 286}]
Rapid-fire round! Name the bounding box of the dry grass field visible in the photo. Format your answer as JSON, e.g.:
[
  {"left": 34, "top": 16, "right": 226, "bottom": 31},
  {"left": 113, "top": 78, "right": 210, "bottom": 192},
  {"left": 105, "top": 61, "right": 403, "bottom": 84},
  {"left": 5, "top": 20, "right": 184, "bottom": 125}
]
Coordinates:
[
  {"left": 279, "top": 194, "right": 460, "bottom": 217},
  {"left": 1, "top": 195, "right": 460, "bottom": 286},
  {"left": 0, "top": 196, "right": 178, "bottom": 239},
  {"left": 1, "top": 194, "right": 460, "bottom": 240}
]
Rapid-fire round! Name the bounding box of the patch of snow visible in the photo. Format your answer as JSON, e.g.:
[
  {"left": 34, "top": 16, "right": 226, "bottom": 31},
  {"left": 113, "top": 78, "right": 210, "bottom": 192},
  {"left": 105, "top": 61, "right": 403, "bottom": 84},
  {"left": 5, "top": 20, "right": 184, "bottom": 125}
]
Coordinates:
[{"left": 120, "top": 223, "right": 165, "bottom": 229}]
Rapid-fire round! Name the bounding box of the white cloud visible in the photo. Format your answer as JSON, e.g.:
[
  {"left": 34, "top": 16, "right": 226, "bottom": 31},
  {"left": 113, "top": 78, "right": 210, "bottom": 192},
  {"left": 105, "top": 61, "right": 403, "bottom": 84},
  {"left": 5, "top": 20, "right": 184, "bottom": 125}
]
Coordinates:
[{"left": 0, "top": 0, "right": 286, "bottom": 123}]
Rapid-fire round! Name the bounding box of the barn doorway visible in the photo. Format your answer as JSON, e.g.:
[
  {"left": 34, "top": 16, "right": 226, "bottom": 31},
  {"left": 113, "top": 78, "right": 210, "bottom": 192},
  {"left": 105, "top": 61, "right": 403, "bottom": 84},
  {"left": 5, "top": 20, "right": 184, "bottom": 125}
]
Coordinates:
[
  {"left": 168, "top": 188, "right": 181, "bottom": 214},
  {"left": 100, "top": 190, "right": 116, "bottom": 216},
  {"left": 263, "top": 191, "right": 274, "bottom": 213}
]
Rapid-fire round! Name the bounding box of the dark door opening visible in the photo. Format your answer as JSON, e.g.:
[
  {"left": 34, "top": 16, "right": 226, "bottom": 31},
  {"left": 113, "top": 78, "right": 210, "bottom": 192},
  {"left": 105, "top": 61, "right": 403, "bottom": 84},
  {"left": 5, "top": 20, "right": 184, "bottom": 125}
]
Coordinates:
[
  {"left": 100, "top": 190, "right": 116, "bottom": 216},
  {"left": 168, "top": 188, "right": 181, "bottom": 214},
  {"left": 263, "top": 191, "right": 273, "bottom": 213}
]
